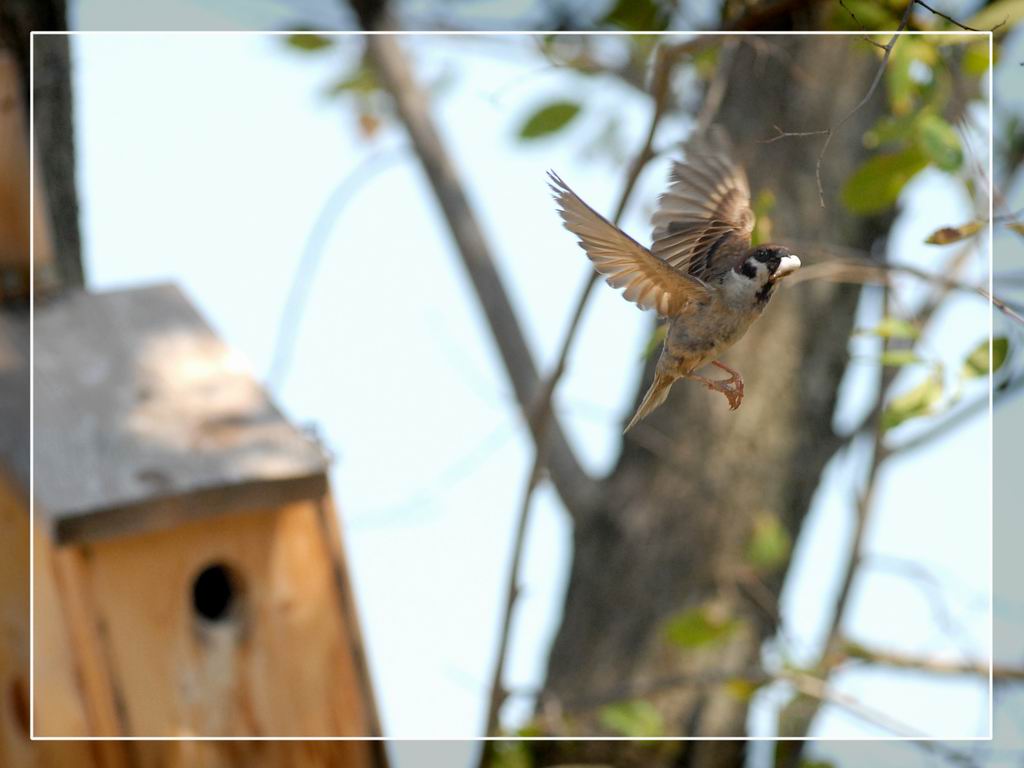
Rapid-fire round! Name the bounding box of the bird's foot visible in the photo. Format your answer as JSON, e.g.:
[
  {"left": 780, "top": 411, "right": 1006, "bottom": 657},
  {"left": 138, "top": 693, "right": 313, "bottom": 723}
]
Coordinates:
[{"left": 692, "top": 362, "right": 744, "bottom": 410}]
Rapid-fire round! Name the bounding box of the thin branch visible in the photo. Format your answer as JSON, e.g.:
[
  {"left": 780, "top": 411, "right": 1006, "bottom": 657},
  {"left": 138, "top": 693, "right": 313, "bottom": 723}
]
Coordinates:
[
  {"left": 783, "top": 671, "right": 985, "bottom": 767},
  {"left": 838, "top": 0, "right": 866, "bottom": 29},
  {"left": 777, "top": 285, "right": 898, "bottom": 759},
  {"left": 806, "top": 239, "right": 1018, "bottom": 450},
  {"left": 839, "top": 641, "right": 1024, "bottom": 681},
  {"left": 912, "top": 0, "right": 998, "bottom": 32},
  {"left": 783, "top": 670, "right": 988, "bottom": 768},
  {"left": 480, "top": 432, "right": 546, "bottom": 743},
  {"left": 770, "top": 0, "right": 999, "bottom": 207},
  {"left": 365, "top": 35, "right": 600, "bottom": 519},
  {"left": 814, "top": 1, "right": 914, "bottom": 207},
  {"left": 766, "top": 2, "right": 911, "bottom": 205},
  {"left": 760, "top": 124, "right": 829, "bottom": 144},
  {"left": 779, "top": 228, "right": 1000, "bottom": 747},
  {"left": 785, "top": 245, "right": 1024, "bottom": 326},
  {"left": 824, "top": 322, "right": 891, "bottom": 652},
  {"left": 781, "top": 669, "right": 928, "bottom": 739}
]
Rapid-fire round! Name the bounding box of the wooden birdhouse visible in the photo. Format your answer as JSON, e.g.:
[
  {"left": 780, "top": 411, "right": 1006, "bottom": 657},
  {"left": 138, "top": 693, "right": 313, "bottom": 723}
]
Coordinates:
[{"left": 0, "top": 283, "right": 383, "bottom": 754}]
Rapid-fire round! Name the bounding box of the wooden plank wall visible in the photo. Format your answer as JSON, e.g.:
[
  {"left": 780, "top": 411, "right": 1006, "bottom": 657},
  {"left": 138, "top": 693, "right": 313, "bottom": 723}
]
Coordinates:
[
  {"left": 48, "top": 498, "right": 378, "bottom": 740},
  {"left": 1, "top": 471, "right": 121, "bottom": 768}
]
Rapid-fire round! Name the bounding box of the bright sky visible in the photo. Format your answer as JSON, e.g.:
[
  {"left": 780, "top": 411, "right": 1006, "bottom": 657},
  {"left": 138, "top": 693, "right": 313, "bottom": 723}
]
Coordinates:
[{"left": 64, "top": 27, "right": 1009, "bottom": 762}]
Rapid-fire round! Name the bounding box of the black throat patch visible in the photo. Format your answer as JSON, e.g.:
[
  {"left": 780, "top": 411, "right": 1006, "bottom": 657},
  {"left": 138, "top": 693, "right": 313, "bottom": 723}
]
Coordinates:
[{"left": 755, "top": 281, "right": 776, "bottom": 304}]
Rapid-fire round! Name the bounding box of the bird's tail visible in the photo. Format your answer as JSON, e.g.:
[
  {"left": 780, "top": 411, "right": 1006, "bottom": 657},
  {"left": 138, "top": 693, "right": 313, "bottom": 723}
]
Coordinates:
[{"left": 624, "top": 371, "right": 675, "bottom": 433}]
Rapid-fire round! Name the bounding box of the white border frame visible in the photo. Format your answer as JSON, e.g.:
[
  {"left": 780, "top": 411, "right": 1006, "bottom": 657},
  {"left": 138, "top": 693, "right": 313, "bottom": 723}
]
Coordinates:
[{"left": 28, "top": 27, "right": 995, "bottom": 741}]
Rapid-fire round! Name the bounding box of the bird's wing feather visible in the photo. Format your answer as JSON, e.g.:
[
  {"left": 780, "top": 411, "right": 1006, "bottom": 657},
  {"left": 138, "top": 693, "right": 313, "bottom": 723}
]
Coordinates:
[
  {"left": 650, "top": 128, "right": 755, "bottom": 282},
  {"left": 549, "top": 171, "right": 708, "bottom": 316}
]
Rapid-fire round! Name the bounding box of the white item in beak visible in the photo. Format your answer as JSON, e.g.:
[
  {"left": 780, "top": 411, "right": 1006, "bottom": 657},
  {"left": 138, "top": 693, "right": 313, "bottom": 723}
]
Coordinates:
[{"left": 774, "top": 254, "right": 801, "bottom": 280}]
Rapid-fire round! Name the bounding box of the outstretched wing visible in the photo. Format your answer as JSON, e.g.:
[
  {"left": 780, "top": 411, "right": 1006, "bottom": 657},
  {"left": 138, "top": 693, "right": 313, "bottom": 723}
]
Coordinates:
[
  {"left": 549, "top": 171, "right": 707, "bottom": 316},
  {"left": 650, "top": 127, "right": 755, "bottom": 283}
]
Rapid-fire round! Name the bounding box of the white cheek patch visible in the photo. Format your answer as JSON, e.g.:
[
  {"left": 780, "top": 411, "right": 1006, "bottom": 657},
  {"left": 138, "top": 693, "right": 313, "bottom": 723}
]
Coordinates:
[{"left": 774, "top": 254, "right": 801, "bottom": 279}]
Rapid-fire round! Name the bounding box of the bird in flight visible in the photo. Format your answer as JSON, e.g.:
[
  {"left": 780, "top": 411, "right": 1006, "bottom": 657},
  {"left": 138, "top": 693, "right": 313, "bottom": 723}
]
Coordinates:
[{"left": 549, "top": 128, "right": 801, "bottom": 433}]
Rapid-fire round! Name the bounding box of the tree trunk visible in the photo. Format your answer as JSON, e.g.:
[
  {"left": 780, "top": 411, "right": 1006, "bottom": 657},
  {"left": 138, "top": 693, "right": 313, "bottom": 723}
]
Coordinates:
[
  {"left": 537, "top": 35, "right": 891, "bottom": 767},
  {"left": 0, "top": 0, "right": 82, "bottom": 291}
]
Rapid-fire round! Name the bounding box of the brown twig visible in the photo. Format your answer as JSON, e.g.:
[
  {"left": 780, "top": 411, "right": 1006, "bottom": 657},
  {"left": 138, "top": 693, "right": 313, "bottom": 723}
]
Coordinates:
[
  {"left": 814, "top": 1, "right": 914, "bottom": 206},
  {"left": 781, "top": 668, "right": 927, "bottom": 738},
  {"left": 912, "top": 0, "right": 1001, "bottom": 32},
  {"left": 838, "top": 0, "right": 866, "bottom": 29},
  {"left": 773, "top": 0, "right": 998, "bottom": 206},
  {"left": 825, "top": 316, "right": 891, "bottom": 649},
  {"left": 764, "top": 3, "right": 912, "bottom": 204},
  {"left": 839, "top": 640, "right": 1024, "bottom": 681},
  {"left": 785, "top": 243, "right": 1024, "bottom": 325},
  {"left": 782, "top": 671, "right": 986, "bottom": 767},
  {"left": 760, "top": 124, "right": 829, "bottom": 144},
  {"left": 779, "top": 230, "right": 1000, "bottom": 748}
]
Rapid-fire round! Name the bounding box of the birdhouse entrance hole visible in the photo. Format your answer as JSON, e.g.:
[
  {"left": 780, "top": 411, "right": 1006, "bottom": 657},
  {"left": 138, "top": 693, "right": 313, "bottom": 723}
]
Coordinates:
[{"left": 191, "top": 563, "right": 243, "bottom": 624}]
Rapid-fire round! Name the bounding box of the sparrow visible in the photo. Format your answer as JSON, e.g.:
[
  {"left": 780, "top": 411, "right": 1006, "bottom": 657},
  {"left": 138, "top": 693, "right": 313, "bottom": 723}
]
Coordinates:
[{"left": 549, "top": 128, "right": 801, "bottom": 433}]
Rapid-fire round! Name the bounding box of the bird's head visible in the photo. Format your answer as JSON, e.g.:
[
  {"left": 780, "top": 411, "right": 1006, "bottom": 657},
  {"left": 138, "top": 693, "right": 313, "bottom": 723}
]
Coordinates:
[
  {"left": 733, "top": 245, "right": 801, "bottom": 305},
  {"left": 737, "top": 244, "right": 801, "bottom": 284}
]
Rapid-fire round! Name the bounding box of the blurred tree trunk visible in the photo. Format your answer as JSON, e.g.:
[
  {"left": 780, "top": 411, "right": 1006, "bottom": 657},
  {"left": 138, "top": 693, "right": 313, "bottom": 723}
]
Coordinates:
[
  {"left": 536, "top": 35, "right": 891, "bottom": 767},
  {"left": 0, "top": 0, "right": 82, "bottom": 291}
]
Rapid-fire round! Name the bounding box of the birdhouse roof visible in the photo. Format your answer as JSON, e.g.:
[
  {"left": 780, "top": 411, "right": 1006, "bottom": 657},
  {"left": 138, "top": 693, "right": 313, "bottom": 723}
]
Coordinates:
[{"left": 16, "top": 283, "right": 329, "bottom": 544}]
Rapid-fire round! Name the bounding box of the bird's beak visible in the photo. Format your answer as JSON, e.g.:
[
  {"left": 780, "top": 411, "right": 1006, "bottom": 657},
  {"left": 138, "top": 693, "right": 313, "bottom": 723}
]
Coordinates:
[{"left": 773, "top": 254, "right": 801, "bottom": 281}]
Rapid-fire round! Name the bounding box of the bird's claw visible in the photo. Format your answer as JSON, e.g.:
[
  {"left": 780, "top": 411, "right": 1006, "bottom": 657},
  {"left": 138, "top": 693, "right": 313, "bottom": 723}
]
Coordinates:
[
  {"left": 723, "top": 379, "right": 744, "bottom": 410},
  {"left": 700, "top": 369, "right": 744, "bottom": 410},
  {"left": 710, "top": 361, "right": 744, "bottom": 410},
  {"left": 715, "top": 377, "right": 744, "bottom": 410}
]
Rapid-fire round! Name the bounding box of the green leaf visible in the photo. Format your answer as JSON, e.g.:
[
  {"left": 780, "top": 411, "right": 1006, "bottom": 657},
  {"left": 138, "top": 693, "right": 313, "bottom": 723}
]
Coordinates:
[
  {"left": 864, "top": 112, "right": 921, "bottom": 149},
  {"left": 602, "top": 0, "right": 669, "bottom": 31},
  {"left": 693, "top": 46, "right": 720, "bottom": 79},
  {"left": 664, "top": 605, "right": 740, "bottom": 649},
  {"left": 925, "top": 220, "right": 983, "bottom": 244},
  {"left": 491, "top": 740, "right": 533, "bottom": 768},
  {"left": 962, "top": 337, "right": 1009, "bottom": 378},
  {"left": 284, "top": 33, "right": 334, "bottom": 52},
  {"left": 833, "top": 0, "right": 900, "bottom": 29},
  {"left": 881, "top": 372, "right": 944, "bottom": 431},
  {"left": 747, "top": 514, "right": 791, "bottom": 571},
  {"left": 857, "top": 316, "right": 920, "bottom": 340},
  {"left": 968, "top": 0, "right": 1024, "bottom": 31},
  {"left": 518, "top": 101, "right": 581, "bottom": 140},
  {"left": 886, "top": 38, "right": 939, "bottom": 116},
  {"left": 915, "top": 114, "right": 963, "bottom": 172},
  {"left": 751, "top": 189, "right": 776, "bottom": 246},
  {"left": 842, "top": 147, "right": 929, "bottom": 214},
  {"left": 642, "top": 324, "right": 669, "bottom": 360},
  {"left": 599, "top": 700, "right": 665, "bottom": 737},
  {"left": 880, "top": 349, "right": 923, "bottom": 367},
  {"left": 962, "top": 40, "right": 994, "bottom": 76},
  {"left": 886, "top": 42, "right": 917, "bottom": 117},
  {"left": 724, "top": 678, "right": 761, "bottom": 702},
  {"left": 324, "top": 64, "right": 377, "bottom": 96}
]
